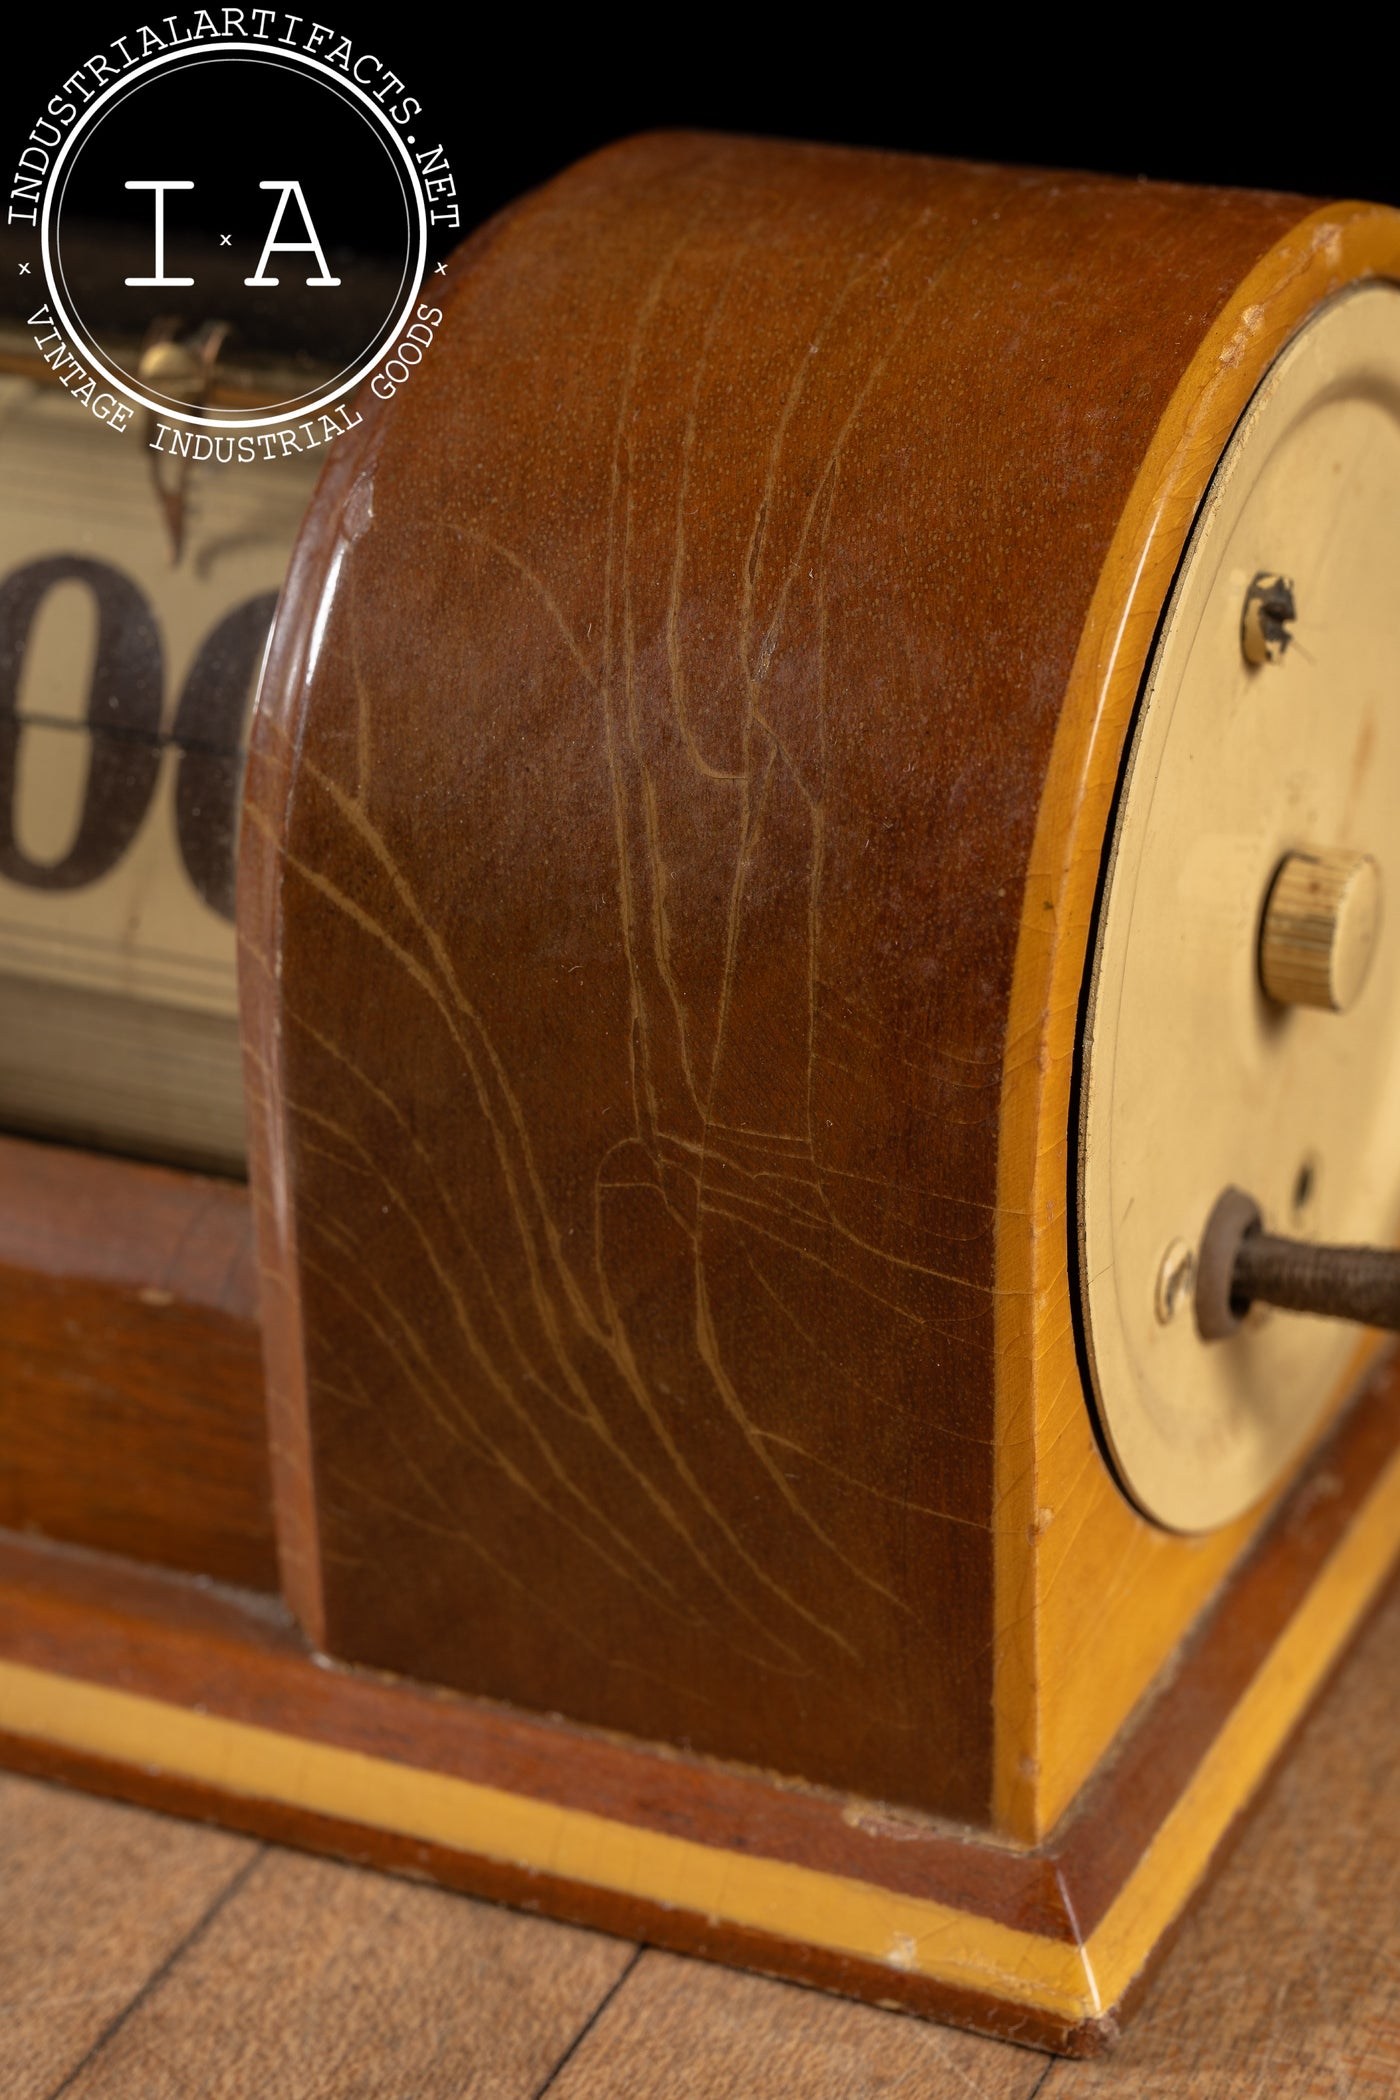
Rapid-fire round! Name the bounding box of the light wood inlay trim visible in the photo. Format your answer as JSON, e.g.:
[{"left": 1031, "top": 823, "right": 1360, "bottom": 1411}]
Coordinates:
[
  {"left": 1088, "top": 1432, "right": 1400, "bottom": 1996},
  {"left": 3, "top": 1432, "right": 1397, "bottom": 2028},
  {"left": 0, "top": 1663, "right": 1093, "bottom": 2020}
]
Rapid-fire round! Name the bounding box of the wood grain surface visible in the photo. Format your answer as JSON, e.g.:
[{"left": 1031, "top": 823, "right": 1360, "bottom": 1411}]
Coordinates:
[
  {"left": 51, "top": 1851, "right": 635, "bottom": 2100},
  {"left": 242, "top": 128, "right": 1398, "bottom": 1831},
  {"left": 0, "top": 1136, "right": 274, "bottom": 1588},
  {"left": 544, "top": 1951, "right": 1047, "bottom": 2099},
  {"left": 3, "top": 1562, "right": 1395, "bottom": 2097},
  {"left": 0, "top": 1772, "right": 254, "bottom": 2100}
]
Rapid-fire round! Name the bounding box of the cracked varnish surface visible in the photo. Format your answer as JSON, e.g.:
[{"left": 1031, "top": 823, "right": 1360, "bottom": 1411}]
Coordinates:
[
  {"left": 3, "top": 1570, "right": 1395, "bottom": 2097},
  {"left": 246, "top": 134, "right": 1319, "bottom": 1820}
]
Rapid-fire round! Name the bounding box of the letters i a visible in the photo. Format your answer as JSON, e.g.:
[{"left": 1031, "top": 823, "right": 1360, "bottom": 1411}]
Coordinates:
[{"left": 124, "top": 180, "right": 341, "bottom": 288}]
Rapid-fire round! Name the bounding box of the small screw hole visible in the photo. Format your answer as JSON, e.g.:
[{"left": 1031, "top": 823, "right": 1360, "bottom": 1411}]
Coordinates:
[{"left": 1293, "top": 1158, "right": 1316, "bottom": 1212}]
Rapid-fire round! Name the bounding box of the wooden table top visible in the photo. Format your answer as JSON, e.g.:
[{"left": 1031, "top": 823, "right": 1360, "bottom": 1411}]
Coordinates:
[{"left": 5, "top": 1570, "right": 1397, "bottom": 2099}]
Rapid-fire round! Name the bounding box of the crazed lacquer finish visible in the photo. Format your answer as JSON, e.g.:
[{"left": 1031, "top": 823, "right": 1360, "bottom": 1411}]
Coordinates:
[{"left": 243, "top": 134, "right": 1358, "bottom": 1822}]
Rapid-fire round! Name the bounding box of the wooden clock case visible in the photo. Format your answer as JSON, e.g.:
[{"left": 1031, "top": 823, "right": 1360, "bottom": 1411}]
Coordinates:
[{"left": 2, "top": 134, "right": 1399, "bottom": 2055}]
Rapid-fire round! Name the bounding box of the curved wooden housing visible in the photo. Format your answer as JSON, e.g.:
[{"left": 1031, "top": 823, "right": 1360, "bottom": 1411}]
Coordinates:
[{"left": 239, "top": 133, "right": 1400, "bottom": 1843}]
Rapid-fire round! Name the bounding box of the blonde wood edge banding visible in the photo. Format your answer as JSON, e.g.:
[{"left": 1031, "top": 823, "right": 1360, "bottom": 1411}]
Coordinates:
[
  {"left": 1087, "top": 1436, "right": 1400, "bottom": 2003},
  {"left": 992, "top": 202, "right": 1400, "bottom": 1843},
  {"left": 3, "top": 1437, "right": 1397, "bottom": 2029}
]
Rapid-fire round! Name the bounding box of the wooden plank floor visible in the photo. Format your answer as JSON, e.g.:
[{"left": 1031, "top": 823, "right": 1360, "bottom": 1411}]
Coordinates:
[{"left": 4, "top": 1572, "right": 1397, "bottom": 2099}]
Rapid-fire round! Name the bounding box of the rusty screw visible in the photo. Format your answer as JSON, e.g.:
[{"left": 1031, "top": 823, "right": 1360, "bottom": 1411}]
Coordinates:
[{"left": 1241, "top": 572, "right": 1296, "bottom": 666}]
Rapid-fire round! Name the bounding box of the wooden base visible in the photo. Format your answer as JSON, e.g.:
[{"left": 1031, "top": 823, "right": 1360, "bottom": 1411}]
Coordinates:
[
  {"left": 0, "top": 1353, "right": 1396, "bottom": 2057},
  {"left": 0, "top": 1134, "right": 273, "bottom": 1589}
]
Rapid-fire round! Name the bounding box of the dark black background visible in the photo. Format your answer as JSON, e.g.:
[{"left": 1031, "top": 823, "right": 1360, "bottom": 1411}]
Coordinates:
[{"left": 4, "top": 5, "right": 1399, "bottom": 264}]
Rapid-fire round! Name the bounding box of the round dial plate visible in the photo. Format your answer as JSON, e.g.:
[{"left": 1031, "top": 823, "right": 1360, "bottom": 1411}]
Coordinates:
[{"left": 1078, "top": 282, "right": 1400, "bottom": 1533}]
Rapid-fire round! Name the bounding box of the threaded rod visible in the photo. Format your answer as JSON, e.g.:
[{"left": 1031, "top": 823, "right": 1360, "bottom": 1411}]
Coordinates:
[{"left": 1232, "top": 1232, "right": 1400, "bottom": 1330}]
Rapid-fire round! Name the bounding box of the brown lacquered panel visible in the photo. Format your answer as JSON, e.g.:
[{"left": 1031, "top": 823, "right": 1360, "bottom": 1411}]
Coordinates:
[
  {"left": 0, "top": 1134, "right": 275, "bottom": 1588},
  {"left": 242, "top": 133, "right": 1327, "bottom": 1817}
]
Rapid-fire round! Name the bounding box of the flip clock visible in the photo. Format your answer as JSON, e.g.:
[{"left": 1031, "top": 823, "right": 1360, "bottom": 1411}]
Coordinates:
[{"left": 3, "top": 135, "right": 1400, "bottom": 2055}]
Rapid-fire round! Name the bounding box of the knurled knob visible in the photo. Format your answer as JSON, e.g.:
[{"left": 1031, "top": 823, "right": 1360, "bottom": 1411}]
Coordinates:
[{"left": 1258, "top": 848, "right": 1381, "bottom": 1013}]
